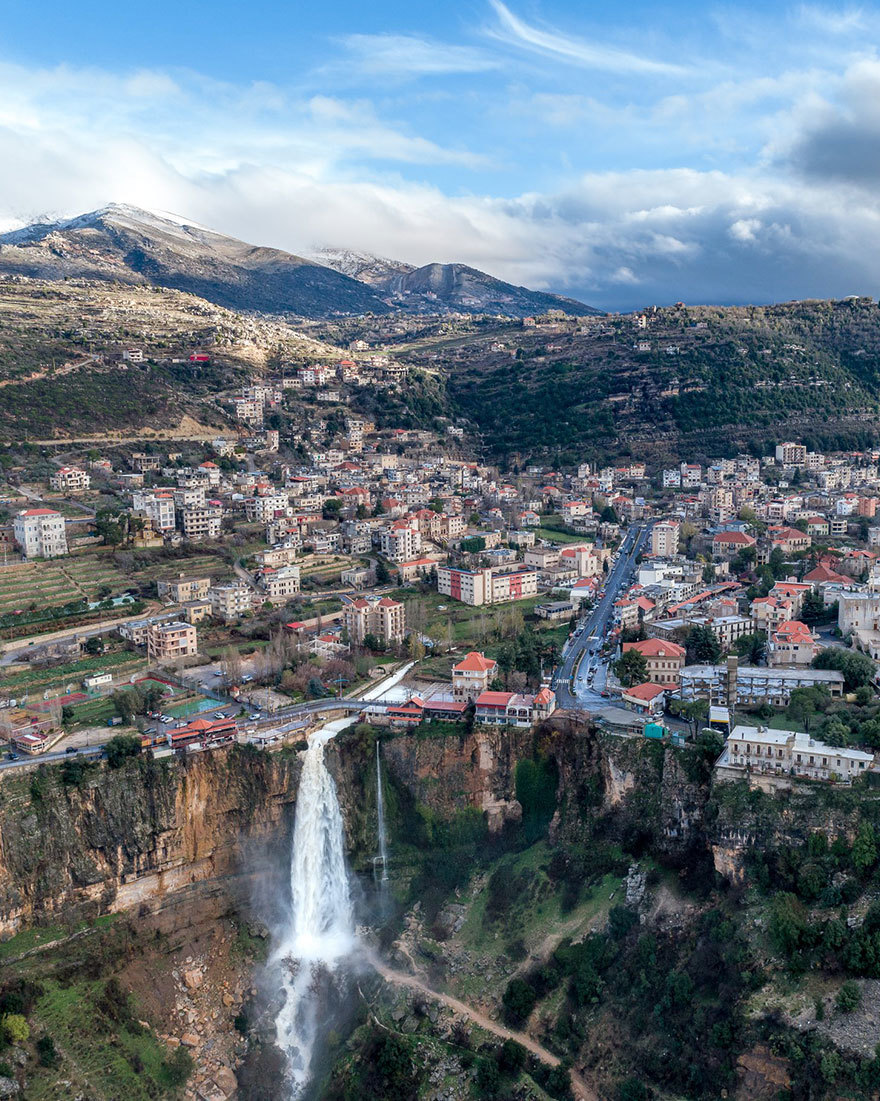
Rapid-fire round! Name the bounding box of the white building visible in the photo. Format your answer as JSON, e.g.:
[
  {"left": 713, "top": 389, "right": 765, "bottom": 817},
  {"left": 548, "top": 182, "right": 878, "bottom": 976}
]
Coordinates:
[
  {"left": 380, "top": 524, "right": 422, "bottom": 563},
  {"left": 132, "top": 491, "right": 176, "bottom": 532},
  {"left": 260, "top": 565, "right": 301, "bottom": 600},
  {"left": 13, "top": 509, "right": 68, "bottom": 558},
  {"left": 50, "top": 466, "right": 90, "bottom": 493},
  {"left": 721, "top": 724, "right": 873, "bottom": 784}
]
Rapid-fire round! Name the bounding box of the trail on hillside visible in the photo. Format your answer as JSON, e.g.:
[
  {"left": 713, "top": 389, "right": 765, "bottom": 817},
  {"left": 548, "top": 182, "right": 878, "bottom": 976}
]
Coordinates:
[{"left": 364, "top": 950, "right": 598, "bottom": 1101}]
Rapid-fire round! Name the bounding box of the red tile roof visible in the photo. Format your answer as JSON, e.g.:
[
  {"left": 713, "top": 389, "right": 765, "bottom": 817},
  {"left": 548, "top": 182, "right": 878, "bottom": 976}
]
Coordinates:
[{"left": 454, "top": 651, "right": 497, "bottom": 673}]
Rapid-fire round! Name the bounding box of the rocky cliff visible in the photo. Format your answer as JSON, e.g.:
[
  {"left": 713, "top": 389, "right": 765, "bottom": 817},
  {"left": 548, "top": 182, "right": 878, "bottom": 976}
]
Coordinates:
[{"left": 0, "top": 746, "right": 305, "bottom": 936}]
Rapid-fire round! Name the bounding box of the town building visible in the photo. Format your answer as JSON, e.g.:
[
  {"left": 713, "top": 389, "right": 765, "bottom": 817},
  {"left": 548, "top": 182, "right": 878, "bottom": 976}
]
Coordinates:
[
  {"left": 147, "top": 620, "right": 198, "bottom": 661},
  {"left": 13, "top": 509, "right": 68, "bottom": 558},
  {"left": 209, "top": 582, "right": 256, "bottom": 622},
  {"left": 621, "top": 638, "right": 685, "bottom": 685},
  {"left": 719, "top": 725, "right": 872, "bottom": 784},
  {"left": 651, "top": 520, "right": 680, "bottom": 557},
  {"left": 452, "top": 651, "right": 498, "bottom": 701},
  {"left": 343, "top": 595, "right": 406, "bottom": 645},
  {"left": 260, "top": 565, "right": 301, "bottom": 600},
  {"left": 768, "top": 620, "right": 819, "bottom": 666},
  {"left": 437, "top": 564, "right": 539, "bottom": 606},
  {"left": 50, "top": 466, "right": 90, "bottom": 493},
  {"left": 156, "top": 576, "right": 212, "bottom": 603}
]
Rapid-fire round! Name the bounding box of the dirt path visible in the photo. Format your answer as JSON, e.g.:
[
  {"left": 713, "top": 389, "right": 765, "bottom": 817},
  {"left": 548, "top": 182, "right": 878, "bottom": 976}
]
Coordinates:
[{"left": 365, "top": 950, "right": 599, "bottom": 1101}]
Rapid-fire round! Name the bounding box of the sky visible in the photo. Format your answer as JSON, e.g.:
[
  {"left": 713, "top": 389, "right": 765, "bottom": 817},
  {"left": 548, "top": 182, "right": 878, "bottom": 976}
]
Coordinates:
[{"left": 2, "top": 0, "right": 880, "bottom": 310}]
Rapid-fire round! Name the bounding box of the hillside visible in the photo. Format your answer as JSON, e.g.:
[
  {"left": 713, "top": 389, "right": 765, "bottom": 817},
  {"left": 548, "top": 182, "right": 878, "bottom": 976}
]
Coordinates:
[
  {"left": 0, "top": 205, "right": 389, "bottom": 319},
  {"left": 315, "top": 246, "right": 600, "bottom": 317},
  {"left": 387, "top": 296, "right": 880, "bottom": 466},
  {"left": 0, "top": 276, "right": 343, "bottom": 439}
]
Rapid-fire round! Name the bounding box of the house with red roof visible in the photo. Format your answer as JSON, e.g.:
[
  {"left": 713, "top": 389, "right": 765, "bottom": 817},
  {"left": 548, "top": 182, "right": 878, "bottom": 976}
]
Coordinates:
[
  {"left": 769, "top": 620, "right": 819, "bottom": 666},
  {"left": 768, "top": 526, "right": 811, "bottom": 554},
  {"left": 622, "top": 638, "right": 685, "bottom": 685},
  {"left": 712, "top": 530, "right": 756, "bottom": 557},
  {"left": 620, "top": 681, "right": 667, "bottom": 715},
  {"left": 452, "top": 651, "right": 498, "bottom": 701}
]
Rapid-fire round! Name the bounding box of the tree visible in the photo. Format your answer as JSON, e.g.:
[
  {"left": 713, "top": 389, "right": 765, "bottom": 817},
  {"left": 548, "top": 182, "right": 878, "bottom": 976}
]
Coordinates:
[
  {"left": 375, "top": 559, "right": 390, "bottom": 584},
  {"left": 801, "top": 589, "right": 828, "bottom": 626},
  {"left": 686, "top": 624, "right": 722, "bottom": 665},
  {"left": 733, "top": 631, "right": 767, "bottom": 665},
  {"left": 104, "top": 733, "right": 141, "bottom": 768},
  {"left": 61, "top": 705, "right": 75, "bottom": 725},
  {"left": 501, "top": 978, "right": 536, "bottom": 1026},
  {"left": 813, "top": 647, "right": 876, "bottom": 690},
  {"left": 613, "top": 650, "right": 649, "bottom": 687},
  {"left": 84, "top": 635, "right": 104, "bottom": 655},
  {"left": 1, "top": 1013, "right": 29, "bottom": 1043},
  {"left": 769, "top": 892, "right": 807, "bottom": 955},
  {"left": 852, "top": 822, "right": 877, "bottom": 875}
]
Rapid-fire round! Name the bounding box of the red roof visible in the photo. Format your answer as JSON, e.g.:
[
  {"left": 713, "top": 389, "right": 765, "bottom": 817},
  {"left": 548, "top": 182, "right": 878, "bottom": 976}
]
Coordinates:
[
  {"left": 476, "top": 691, "right": 514, "bottom": 707},
  {"left": 712, "top": 530, "right": 755, "bottom": 545},
  {"left": 454, "top": 651, "right": 497, "bottom": 673},
  {"left": 622, "top": 682, "right": 666, "bottom": 701},
  {"left": 623, "top": 638, "right": 685, "bottom": 659},
  {"left": 803, "top": 564, "right": 849, "bottom": 584}
]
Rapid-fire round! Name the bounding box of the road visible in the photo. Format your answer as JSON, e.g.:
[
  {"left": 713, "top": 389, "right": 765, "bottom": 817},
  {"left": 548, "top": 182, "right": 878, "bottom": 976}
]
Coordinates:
[
  {"left": 365, "top": 950, "right": 597, "bottom": 1101},
  {"left": 553, "top": 523, "right": 651, "bottom": 710}
]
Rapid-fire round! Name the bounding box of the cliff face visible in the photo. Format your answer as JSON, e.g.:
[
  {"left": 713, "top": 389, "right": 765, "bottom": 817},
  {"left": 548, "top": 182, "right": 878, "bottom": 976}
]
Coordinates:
[
  {"left": 0, "top": 747, "right": 303, "bottom": 936},
  {"left": 381, "top": 724, "right": 534, "bottom": 830}
]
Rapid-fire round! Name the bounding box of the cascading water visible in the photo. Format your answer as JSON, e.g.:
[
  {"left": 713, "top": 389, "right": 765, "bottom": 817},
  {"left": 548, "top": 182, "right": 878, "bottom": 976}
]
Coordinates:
[
  {"left": 272, "top": 720, "right": 355, "bottom": 1097},
  {"left": 374, "top": 739, "right": 389, "bottom": 886}
]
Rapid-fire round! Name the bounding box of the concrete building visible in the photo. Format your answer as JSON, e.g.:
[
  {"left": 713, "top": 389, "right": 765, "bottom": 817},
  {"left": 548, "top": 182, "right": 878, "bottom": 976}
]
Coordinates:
[
  {"left": 181, "top": 505, "right": 223, "bottom": 541},
  {"left": 13, "top": 509, "right": 68, "bottom": 558},
  {"left": 437, "top": 564, "right": 538, "bottom": 606},
  {"left": 50, "top": 466, "right": 90, "bottom": 493},
  {"left": 678, "top": 657, "right": 845, "bottom": 708},
  {"left": 768, "top": 620, "right": 819, "bottom": 666},
  {"left": 651, "top": 520, "right": 680, "bottom": 557},
  {"left": 156, "top": 576, "right": 212, "bottom": 603},
  {"left": 209, "top": 582, "right": 256, "bottom": 622},
  {"left": 260, "top": 565, "right": 301, "bottom": 600},
  {"left": 452, "top": 651, "right": 498, "bottom": 701},
  {"left": 132, "top": 491, "right": 176, "bottom": 532},
  {"left": 720, "top": 724, "right": 872, "bottom": 784},
  {"left": 343, "top": 596, "right": 405, "bottom": 645},
  {"left": 147, "top": 620, "right": 198, "bottom": 661},
  {"left": 380, "top": 524, "right": 422, "bottom": 563}
]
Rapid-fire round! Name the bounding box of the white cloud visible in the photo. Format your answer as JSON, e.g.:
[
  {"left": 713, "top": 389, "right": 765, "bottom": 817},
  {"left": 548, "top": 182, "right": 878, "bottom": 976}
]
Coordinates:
[
  {"left": 486, "top": 0, "right": 688, "bottom": 75},
  {"left": 339, "top": 33, "right": 498, "bottom": 77}
]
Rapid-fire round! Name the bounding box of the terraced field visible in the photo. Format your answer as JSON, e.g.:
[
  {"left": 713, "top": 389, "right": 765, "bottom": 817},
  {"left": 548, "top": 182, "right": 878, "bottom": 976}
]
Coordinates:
[{"left": 0, "top": 551, "right": 231, "bottom": 614}]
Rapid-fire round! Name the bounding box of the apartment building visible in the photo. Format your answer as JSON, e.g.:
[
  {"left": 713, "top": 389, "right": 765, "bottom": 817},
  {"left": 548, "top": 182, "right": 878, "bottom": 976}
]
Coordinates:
[
  {"left": 768, "top": 620, "right": 819, "bottom": 666},
  {"left": 232, "top": 396, "right": 264, "bottom": 425},
  {"left": 132, "top": 490, "right": 176, "bottom": 532},
  {"left": 651, "top": 520, "right": 680, "bottom": 557},
  {"left": 343, "top": 595, "right": 406, "bottom": 645},
  {"left": 172, "top": 485, "right": 207, "bottom": 511},
  {"left": 621, "top": 638, "right": 685, "bottom": 685},
  {"left": 209, "top": 582, "right": 256, "bottom": 622},
  {"left": 452, "top": 651, "right": 498, "bottom": 701},
  {"left": 181, "top": 505, "right": 223, "bottom": 541},
  {"left": 776, "top": 442, "right": 808, "bottom": 465},
  {"left": 721, "top": 724, "right": 872, "bottom": 783},
  {"left": 245, "top": 493, "right": 290, "bottom": 523},
  {"left": 380, "top": 523, "right": 422, "bottom": 563},
  {"left": 147, "top": 620, "right": 198, "bottom": 660},
  {"left": 260, "top": 565, "right": 301, "bottom": 600},
  {"left": 156, "top": 576, "right": 212, "bottom": 603},
  {"left": 13, "top": 509, "right": 68, "bottom": 559},
  {"left": 50, "top": 466, "right": 90, "bottom": 493},
  {"left": 678, "top": 657, "right": 844, "bottom": 708},
  {"left": 437, "top": 565, "right": 539, "bottom": 606}
]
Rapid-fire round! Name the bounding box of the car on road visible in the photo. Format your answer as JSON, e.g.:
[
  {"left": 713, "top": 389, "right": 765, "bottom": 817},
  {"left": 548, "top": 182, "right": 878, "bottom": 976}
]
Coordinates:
[{"left": 65, "top": 746, "right": 79, "bottom": 754}]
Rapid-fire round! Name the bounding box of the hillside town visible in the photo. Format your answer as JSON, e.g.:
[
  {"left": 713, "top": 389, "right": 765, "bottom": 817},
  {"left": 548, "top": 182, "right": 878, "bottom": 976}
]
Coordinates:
[{"left": 0, "top": 367, "right": 878, "bottom": 795}]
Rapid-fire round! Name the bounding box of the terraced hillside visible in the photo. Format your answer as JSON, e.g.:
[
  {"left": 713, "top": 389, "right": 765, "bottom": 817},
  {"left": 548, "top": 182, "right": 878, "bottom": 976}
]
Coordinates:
[{"left": 396, "top": 296, "right": 880, "bottom": 466}]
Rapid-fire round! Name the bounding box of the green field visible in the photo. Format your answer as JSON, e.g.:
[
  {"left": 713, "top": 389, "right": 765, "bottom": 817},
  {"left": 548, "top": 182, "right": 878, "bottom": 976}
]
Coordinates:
[{"left": 1, "top": 650, "right": 145, "bottom": 697}]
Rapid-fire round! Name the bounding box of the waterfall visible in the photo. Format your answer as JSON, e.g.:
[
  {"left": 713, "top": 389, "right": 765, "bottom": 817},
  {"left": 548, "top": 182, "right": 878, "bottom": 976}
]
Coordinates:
[
  {"left": 272, "top": 721, "right": 355, "bottom": 1098},
  {"left": 375, "top": 739, "right": 389, "bottom": 885}
]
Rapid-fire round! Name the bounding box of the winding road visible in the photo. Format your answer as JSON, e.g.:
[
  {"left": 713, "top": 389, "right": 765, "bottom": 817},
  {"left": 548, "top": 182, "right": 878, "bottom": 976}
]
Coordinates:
[{"left": 365, "top": 950, "right": 598, "bottom": 1101}]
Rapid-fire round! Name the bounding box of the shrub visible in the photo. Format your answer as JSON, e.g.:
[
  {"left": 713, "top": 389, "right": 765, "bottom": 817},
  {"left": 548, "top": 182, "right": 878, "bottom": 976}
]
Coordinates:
[
  {"left": 502, "top": 978, "right": 537, "bottom": 1026},
  {"left": 0, "top": 1014, "right": 29, "bottom": 1043},
  {"left": 36, "top": 1034, "right": 59, "bottom": 1067},
  {"left": 836, "top": 980, "right": 862, "bottom": 1013}
]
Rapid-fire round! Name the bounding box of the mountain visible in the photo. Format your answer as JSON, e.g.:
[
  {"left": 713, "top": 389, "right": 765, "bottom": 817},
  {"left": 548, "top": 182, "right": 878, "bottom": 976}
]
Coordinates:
[
  {"left": 0, "top": 205, "right": 390, "bottom": 319},
  {"left": 314, "top": 248, "right": 601, "bottom": 317}
]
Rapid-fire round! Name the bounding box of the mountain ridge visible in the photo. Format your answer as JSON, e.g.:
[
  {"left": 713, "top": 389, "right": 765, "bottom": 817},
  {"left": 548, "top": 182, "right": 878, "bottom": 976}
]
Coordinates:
[{"left": 0, "top": 205, "right": 600, "bottom": 319}]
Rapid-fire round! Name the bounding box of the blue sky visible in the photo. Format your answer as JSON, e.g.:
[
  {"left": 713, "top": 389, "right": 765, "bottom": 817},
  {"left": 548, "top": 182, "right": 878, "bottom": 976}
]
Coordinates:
[{"left": 2, "top": 1, "right": 880, "bottom": 309}]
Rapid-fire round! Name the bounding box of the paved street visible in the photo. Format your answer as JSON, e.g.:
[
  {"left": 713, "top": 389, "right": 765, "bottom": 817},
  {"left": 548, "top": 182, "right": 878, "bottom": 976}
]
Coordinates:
[{"left": 552, "top": 523, "right": 651, "bottom": 710}]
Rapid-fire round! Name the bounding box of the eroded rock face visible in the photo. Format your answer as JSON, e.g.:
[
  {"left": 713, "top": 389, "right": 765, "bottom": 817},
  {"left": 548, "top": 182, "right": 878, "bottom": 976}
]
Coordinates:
[{"left": 0, "top": 747, "right": 303, "bottom": 936}]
